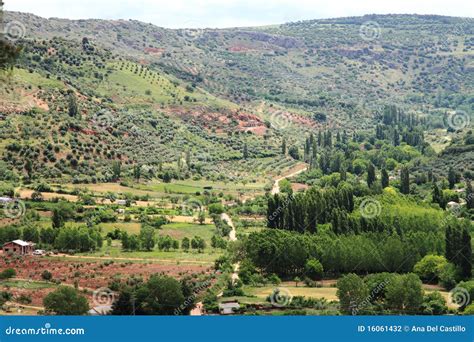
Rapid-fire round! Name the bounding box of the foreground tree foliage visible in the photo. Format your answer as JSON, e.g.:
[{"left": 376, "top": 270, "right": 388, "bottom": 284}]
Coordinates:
[
  {"left": 336, "top": 272, "right": 444, "bottom": 315},
  {"left": 43, "top": 286, "right": 89, "bottom": 315},
  {"left": 0, "top": 39, "right": 21, "bottom": 71},
  {"left": 336, "top": 274, "right": 369, "bottom": 314},
  {"left": 112, "top": 275, "right": 189, "bottom": 315}
]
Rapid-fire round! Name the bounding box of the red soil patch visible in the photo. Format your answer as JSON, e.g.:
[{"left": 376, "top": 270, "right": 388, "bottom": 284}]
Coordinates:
[
  {"left": 0, "top": 256, "right": 211, "bottom": 290},
  {"left": 291, "top": 183, "right": 309, "bottom": 192},
  {"left": 168, "top": 107, "right": 267, "bottom": 135},
  {"left": 144, "top": 47, "right": 165, "bottom": 56},
  {"left": 227, "top": 45, "right": 253, "bottom": 53}
]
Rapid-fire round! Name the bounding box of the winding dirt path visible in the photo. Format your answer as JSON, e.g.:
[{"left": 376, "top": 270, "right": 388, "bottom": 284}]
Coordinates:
[
  {"left": 221, "top": 213, "right": 240, "bottom": 283},
  {"left": 271, "top": 164, "right": 308, "bottom": 195},
  {"left": 191, "top": 213, "right": 239, "bottom": 316},
  {"left": 192, "top": 164, "right": 308, "bottom": 315}
]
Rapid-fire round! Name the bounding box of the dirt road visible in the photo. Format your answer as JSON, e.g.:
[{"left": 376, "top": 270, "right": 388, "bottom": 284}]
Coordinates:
[{"left": 271, "top": 164, "right": 308, "bottom": 195}]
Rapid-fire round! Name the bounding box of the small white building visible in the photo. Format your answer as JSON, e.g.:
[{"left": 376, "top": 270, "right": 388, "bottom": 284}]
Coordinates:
[{"left": 3, "top": 240, "right": 35, "bottom": 255}]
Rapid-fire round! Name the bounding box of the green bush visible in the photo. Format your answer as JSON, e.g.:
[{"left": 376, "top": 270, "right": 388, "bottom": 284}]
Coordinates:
[
  {"left": 208, "top": 203, "right": 224, "bottom": 215},
  {"left": 0, "top": 268, "right": 16, "bottom": 280},
  {"left": 413, "top": 255, "right": 447, "bottom": 283},
  {"left": 421, "top": 291, "right": 447, "bottom": 315},
  {"left": 41, "top": 270, "right": 53, "bottom": 281},
  {"left": 305, "top": 259, "right": 324, "bottom": 280}
]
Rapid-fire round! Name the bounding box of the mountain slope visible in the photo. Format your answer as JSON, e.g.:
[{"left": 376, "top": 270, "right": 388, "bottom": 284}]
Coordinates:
[{"left": 1, "top": 12, "right": 473, "bottom": 184}]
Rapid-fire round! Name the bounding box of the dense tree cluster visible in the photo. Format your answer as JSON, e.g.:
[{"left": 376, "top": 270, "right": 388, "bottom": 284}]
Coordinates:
[
  {"left": 445, "top": 218, "right": 472, "bottom": 278},
  {"left": 111, "top": 275, "right": 191, "bottom": 315},
  {"left": 337, "top": 272, "right": 446, "bottom": 315},
  {"left": 243, "top": 228, "right": 444, "bottom": 277},
  {"left": 267, "top": 184, "right": 354, "bottom": 233}
]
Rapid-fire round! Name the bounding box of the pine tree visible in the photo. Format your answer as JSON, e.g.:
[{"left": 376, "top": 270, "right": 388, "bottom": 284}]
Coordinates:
[
  {"left": 185, "top": 150, "right": 191, "bottom": 168},
  {"left": 460, "top": 225, "right": 472, "bottom": 278},
  {"left": 448, "top": 167, "right": 456, "bottom": 189},
  {"left": 400, "top": 167, "right": 410, "bottom": 194},
  {"left": 281, "top": 139, "right": 287, "bottom": 155},
  {"left": 267, "top": 196, "right": 276, "bottom": 228},
  {"left": 466, "top": 180, "right": 474, "bottom": 210},
  {"left": 432, "top": 183, "right": 442, "bottom": 206},
  {"left": 133, "top": 164, "right": 141, "bottom": 182},
  {"left": 243, "top": 143, "right": 249, "bottom": 159},
  {"left": 68, "top": 93, "right": 78, "bottom": 117},
  {"left": 427, "top": 170, "right": 433, "bottom": 183},
  {"left": 381, "top": 168, "right": 389, "bottom": 188},
  {"left": 393, "top": 128, "right": 400, "bottom": 146},
  {"left": 446, "top": 220, "right": 473, "bottom": 279},
  {"left": 340, "top": 164, "right": 347, "bottom": 182},
  {"left": 304, "top": 137, "right": 310, "bottom": 162},
  {"left": 311, "top": 140, "right": 317, "bottom": 161},
  {"left": 24, "top": 159, "right": 33, "bottom": 180},
  {"left": 112, "top": 161, "right": 121, "bottom": 181},
  {"left": 367, "top": 163, "right": 376, "bottom": 187}
]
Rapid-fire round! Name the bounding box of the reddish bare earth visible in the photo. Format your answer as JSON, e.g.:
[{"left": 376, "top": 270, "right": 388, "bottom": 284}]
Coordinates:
[{"left": 0, "top": 255, "right": 212, "bottom": 302}]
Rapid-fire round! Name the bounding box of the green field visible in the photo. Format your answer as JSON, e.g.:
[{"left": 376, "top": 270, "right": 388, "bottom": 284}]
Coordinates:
[
  {"left": 77, "top": 243, "right": 221, "bottom": 264},
  {"left": 159, "top": 222, "right": 216, "bottom": 242},
  {"left": 63, "top": 178, "right": 267, "bottom": 198},
  {"left": 0, "top": 279, "right": 56, "bottom": 289}
]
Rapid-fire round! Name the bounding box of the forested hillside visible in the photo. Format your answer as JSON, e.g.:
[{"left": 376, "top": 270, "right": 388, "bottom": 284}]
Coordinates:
[
  {"left": 0, "top": 10, "right": 473, "bottom": 317},
  {"left": 1, "top": 12, "right": 472, "bottom": 183}
]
